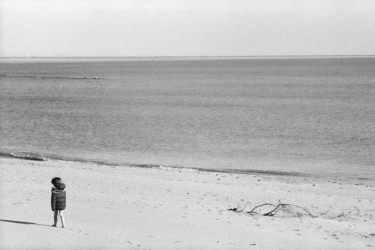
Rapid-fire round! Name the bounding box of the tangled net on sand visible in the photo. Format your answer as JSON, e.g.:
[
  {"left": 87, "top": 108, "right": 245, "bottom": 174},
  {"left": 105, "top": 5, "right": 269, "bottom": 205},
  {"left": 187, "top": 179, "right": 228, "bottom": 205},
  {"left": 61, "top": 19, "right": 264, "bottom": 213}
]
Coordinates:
[{"left": 228, "top": 203, "right": 316, "bottom": 218}]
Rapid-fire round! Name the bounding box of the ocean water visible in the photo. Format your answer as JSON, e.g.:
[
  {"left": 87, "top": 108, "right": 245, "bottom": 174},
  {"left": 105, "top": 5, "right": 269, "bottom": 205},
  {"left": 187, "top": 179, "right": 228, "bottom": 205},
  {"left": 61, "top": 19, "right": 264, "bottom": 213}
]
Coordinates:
[{"left": 1, "top": 57, "right": 374, "bottom": 182}]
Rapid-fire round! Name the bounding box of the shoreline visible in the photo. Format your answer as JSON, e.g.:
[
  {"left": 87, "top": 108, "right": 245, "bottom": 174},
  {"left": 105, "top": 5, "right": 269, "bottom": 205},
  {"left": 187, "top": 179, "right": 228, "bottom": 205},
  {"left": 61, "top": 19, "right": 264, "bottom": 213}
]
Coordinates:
[
  {"left": 0, "top": 152, "right": 373, "bottom": 185},
  {"left": 1, "top": 157, "right": 374, "bottom": 249}
]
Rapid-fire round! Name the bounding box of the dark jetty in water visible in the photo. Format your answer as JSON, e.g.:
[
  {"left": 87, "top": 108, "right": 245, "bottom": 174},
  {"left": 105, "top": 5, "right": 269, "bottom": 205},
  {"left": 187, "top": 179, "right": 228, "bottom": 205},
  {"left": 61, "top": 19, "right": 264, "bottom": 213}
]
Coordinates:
[{"left": 0, "top": 74, "right": 101, "bottom": 80}]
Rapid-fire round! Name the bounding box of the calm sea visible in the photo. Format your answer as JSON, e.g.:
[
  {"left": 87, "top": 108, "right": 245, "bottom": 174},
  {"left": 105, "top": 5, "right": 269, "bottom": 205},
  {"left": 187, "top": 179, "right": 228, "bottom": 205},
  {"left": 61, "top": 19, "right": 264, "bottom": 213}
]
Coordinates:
[{"left": 1, "top": 57, "right": 374, "bottom": 183}]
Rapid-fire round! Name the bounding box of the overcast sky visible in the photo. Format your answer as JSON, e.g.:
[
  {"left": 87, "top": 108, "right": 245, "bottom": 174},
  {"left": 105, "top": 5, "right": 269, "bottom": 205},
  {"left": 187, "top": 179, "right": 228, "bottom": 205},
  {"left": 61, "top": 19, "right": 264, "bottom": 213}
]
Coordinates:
[{"left": 1, "top": 0, "right": 374, "bottom": 57}]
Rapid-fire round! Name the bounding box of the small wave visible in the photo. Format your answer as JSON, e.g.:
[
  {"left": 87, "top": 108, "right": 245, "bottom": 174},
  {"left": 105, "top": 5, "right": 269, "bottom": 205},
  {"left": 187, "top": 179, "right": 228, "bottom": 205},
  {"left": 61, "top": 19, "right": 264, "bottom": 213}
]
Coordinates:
[
  {"left": 0, "top": 74, "right": 101, "bottom": 80},
  {"left": 180, "top": 167, "right": 307, "bottom": 177},
  {"left": 222, "top": 169, "right": 309, "bottom": 177},
  {"left": 0, "top": 152, "right": 45, "bottom": 161}
]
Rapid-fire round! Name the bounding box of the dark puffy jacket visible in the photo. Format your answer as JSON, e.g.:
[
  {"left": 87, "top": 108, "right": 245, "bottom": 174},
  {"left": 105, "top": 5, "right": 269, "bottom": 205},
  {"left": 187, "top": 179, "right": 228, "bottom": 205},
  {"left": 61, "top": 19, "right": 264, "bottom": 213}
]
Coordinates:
[{"left": 51, "top": 189, "right": 66, "bottom": 211}]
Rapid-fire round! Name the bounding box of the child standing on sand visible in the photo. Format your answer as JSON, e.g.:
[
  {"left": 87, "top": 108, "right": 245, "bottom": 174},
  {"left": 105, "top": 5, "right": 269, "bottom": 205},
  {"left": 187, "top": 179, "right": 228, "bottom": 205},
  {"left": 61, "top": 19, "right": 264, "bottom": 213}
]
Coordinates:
[{"left": 51, "top": 177, "right": 66, "bottom": 228}]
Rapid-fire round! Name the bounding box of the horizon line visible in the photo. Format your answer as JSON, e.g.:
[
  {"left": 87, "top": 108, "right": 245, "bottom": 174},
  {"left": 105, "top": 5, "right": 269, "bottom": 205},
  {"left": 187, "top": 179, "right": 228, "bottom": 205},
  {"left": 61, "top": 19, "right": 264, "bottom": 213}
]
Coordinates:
[{"left": 1, "top": 55, "right": 375, "bottom": 59}]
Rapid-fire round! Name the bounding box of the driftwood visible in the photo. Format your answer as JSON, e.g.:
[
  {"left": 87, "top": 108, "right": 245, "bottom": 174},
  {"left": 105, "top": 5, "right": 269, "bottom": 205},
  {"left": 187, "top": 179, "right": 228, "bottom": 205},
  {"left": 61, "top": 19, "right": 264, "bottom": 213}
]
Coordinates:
[{"left": 228, "top": 202, "right": 316, "bottom": 218}]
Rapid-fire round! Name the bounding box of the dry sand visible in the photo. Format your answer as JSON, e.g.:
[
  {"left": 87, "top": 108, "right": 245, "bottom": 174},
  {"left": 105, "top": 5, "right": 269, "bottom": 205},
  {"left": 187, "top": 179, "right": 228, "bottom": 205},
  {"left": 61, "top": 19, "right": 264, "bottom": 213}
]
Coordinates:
[{"left": 0, "top": 157, "right": 374, "bottom": 249}]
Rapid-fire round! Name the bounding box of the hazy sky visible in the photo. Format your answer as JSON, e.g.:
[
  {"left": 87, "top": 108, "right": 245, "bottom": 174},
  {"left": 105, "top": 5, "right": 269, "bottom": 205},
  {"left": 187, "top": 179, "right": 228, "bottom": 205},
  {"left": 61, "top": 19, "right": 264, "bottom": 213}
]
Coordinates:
[{"left": 1, "top": 0, "right": 375, "bottom": 57}]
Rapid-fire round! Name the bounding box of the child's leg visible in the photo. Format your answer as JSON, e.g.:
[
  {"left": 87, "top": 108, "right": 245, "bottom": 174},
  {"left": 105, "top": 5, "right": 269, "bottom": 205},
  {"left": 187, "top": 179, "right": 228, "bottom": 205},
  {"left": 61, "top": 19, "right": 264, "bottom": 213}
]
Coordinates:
[
  {"left": 53, "top": 210, "right": 58, "bottom": 226},
  {"left": 58, "top": 210, "right": 65, "bottom": 228}
]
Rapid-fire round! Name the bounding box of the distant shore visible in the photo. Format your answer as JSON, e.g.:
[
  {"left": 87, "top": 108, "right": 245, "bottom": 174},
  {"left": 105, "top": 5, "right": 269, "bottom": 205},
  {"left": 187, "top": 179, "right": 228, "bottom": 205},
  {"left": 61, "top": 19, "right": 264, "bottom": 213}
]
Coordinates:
[
  {"left": 1, "top": 55, "right": 374, "bottom": 63},
  {"left": 1, "top": 157, "right": 374, "bottom": 249}
]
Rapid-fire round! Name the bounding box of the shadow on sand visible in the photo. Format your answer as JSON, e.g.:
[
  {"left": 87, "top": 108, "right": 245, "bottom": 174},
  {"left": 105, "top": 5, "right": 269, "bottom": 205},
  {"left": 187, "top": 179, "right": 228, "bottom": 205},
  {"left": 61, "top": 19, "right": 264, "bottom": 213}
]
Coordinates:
[{"left": 0, "top": 219, "right": 50, "bottom": 227}]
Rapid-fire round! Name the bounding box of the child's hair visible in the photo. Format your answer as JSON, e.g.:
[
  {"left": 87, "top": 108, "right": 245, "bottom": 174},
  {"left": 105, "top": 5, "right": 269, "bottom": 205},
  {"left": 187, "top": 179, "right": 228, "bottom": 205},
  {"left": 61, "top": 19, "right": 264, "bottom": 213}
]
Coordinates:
[{"left": 51, "top": 177, "right": 61, "bottom": 188}]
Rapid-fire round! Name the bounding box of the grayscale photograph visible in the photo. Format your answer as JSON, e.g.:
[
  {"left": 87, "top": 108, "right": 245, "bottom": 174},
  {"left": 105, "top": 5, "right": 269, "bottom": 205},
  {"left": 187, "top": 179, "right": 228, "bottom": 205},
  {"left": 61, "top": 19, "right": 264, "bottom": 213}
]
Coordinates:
[{"left": 0, "top": 0, "right": 374, "bottom": 249}]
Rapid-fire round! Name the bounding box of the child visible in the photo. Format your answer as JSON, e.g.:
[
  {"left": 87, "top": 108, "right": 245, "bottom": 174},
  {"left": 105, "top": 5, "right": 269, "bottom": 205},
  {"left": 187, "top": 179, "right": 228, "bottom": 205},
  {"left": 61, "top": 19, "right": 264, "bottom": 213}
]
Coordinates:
[{"left": 51, "top": 177, "right": 66, "bottom": 228}]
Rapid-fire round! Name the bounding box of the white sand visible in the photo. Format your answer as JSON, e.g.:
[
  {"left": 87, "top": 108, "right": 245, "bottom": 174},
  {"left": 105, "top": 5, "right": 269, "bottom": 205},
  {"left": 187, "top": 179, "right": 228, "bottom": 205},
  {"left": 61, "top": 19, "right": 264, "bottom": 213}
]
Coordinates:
[{"left": 0, "top": 157, "right": 374, "bottom": 249}]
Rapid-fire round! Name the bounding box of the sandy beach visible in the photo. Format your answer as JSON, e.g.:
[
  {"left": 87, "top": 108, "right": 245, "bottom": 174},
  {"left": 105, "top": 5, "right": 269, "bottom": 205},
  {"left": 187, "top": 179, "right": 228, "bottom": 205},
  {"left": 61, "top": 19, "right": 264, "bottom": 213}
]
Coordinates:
[{"left": 0, "top": 157, "right": 374, "bottom": 249}]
